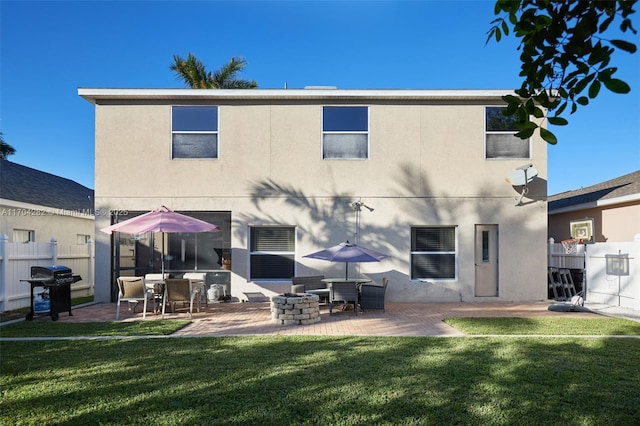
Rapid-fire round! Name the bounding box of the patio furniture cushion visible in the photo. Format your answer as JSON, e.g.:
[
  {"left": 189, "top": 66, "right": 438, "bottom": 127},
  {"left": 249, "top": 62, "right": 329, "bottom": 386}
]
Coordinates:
[{"left": 116, "top": 276, "right": 154, "bottom": 320}]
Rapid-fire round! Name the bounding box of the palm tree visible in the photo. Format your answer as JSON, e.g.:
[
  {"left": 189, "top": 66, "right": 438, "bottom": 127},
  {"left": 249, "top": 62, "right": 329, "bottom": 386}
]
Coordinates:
[
  {"left": 0, "top": 132, "right": 16, "bottom": 160},
  {"left": 170, "top": 53, "right": 257, "bottom": 89}
]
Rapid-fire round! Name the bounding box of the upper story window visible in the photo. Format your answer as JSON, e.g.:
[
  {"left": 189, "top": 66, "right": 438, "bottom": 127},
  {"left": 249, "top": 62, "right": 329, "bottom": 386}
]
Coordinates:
[
  {"left": 410, "top": 226, "right": 457, "bottom": 280},
  {"left": 322, "top": 106, "right": 368, "bottom": 159},
  {"left": 171, "top": 106, "right": 218, "bottom": 159},
  {"left": 485, "top": 107, "right": 530, "bottom": 159},
  {"left": 249, "top": 226, "right": 295, "bottom": 280}
]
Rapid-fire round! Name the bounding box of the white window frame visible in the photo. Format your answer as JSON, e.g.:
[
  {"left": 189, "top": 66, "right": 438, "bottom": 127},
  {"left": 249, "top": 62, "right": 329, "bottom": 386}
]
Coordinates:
[
  {"left": 171, "top": 105, "right": 219, "bottom": 159},
  {"left": 249, "top": 226, "right": 296, "bottom": 281},
  {"left": 322, "top": 105, "right": 369, "bottom": 160},
  {"left": 485, "top": 106, "right": 531, "bottom": 159},
  {"left": 410, "top": 226, "right": 458, "bottom": 281},
  {"left": 13, "top": 229, "right": 35, "bottom": 243}
]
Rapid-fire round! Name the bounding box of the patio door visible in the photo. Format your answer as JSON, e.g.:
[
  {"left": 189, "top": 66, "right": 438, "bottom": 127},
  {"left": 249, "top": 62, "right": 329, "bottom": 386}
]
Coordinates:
[{"left": 475, "top": 225, "right": 498, "bottom": 297}]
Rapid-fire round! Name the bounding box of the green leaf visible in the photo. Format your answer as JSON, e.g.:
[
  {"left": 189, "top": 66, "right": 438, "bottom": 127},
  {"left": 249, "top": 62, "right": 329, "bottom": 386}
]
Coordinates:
[
  {"left": 539, "top": 127, "right": 558, "bottom": 145},
  {"left": 516, "top": 120, "right": 538, "bottom": 130},
  {"left": 577, "top": 96, "right": 590, "bottom": 106},
  {"left": 603, "top": 78, "right": 631, "bottom": 94},
  {"left": 574, "top": 74, "right": 596, "bottom": 94},
  {"left": 502, "top": 94, "right": 521, "bottom": 104},
  {"left": 501, "top": 19, "right": 510, "bottom": 35},
  {"left": 599, "top": 67, "right": 617, "bottom": 79},
  {"left": 610, "top": 39, "right": 637, "bottom": 53},
  {"left": 548, "top": 117, "right": 568, "bottom": 126},
  {"left": 588, "top": 80, "right": 601, "bottom": 98},
  {"left": 505, "top": 102, "right": 519, "bottom": 115},
  {"left": 515, "top": 127, "right": 536, "bottom": 139},
  {"left": 555, "top": 102, "right": 568, "bottom": 116},
  {"left": 532, "top": 107, "right": 544, "bottom": 118}
]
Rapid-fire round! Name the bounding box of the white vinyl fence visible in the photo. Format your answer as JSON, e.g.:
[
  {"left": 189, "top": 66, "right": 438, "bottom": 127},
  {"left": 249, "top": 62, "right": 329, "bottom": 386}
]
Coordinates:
[
  {"left": 585, "top": 241, "right": 639, "bottom": 311},
  {"left": 0, "top": 235, "right": 94, "bottom": 312},
  {"left": 548, "top": 237, "right": 586, "bottom": 270},
  {"left": 549, "top": 237, "right": 640, "bottom": 311}
]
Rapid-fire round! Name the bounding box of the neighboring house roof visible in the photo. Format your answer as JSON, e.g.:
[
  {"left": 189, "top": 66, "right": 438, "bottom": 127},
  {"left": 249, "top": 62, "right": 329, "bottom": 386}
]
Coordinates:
[
  {"left": 0, "top": 160, "right": 93, "bottom": 211},
  {"left": 548, "top": 170, "right": 640, "bottom": 213}
]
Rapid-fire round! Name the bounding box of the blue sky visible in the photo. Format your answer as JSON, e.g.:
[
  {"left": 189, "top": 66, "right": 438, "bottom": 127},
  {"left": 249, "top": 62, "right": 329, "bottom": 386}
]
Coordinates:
[{"left": 2, "top": 0, "right": 639, "bottom": 195}]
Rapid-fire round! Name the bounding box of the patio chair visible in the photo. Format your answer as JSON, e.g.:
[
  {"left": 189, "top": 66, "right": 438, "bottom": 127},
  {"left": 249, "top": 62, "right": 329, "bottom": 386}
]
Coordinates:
[
  {"left": 116, "top": 276, "right": 154, "bottom": 320},
  {"left": 145, "top": 273, "right": 169, "bottom": 312},
  {"left": 291, "top": 275, "right": 328, "bottom": 303},
  {"left": 330, "top": 281, "right": 359, "bottom": 316},
  {"left": 183, "top": 272, "right": 207, "bottom": 308},
  {"left": 359, "top": 277, "right": 388, "bottom": 312},
  {"left": 162, "top": 278, "right": 199, "bottom": 319}
]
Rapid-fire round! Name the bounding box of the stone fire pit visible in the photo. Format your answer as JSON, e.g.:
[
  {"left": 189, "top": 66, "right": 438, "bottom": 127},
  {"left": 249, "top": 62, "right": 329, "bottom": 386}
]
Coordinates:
[{"left": 271, "top": 293, "right": 320, "bottom": 325}]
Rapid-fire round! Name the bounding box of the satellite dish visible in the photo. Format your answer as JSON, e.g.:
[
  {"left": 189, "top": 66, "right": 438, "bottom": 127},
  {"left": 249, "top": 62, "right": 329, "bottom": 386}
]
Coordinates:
[
  {"left": 505, "top": 165, "right": 538, "bottom": 186},
  {"left": 505, "top": 164, "right": 539, "bottom": 206}
]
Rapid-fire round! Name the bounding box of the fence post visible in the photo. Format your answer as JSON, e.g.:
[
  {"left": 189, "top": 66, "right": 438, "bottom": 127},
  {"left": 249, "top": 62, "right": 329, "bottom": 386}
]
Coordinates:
[
  {"left": 548, "top": 237, "right": 555, "bottom": 267},
  {"left": 87, "top": 239, "right": 93, "bottom": 294},
  {"left": 50, "top": 237, "right": 58, "bottom": 265},
  {"left": 0, "top": 234, "right": 7, "bottom": 311}
]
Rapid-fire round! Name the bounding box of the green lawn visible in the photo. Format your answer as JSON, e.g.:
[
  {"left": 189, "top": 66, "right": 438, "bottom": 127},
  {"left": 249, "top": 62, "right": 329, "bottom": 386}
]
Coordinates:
[
  {"left": 444, "top": 317, "right": 640, "bottom": 335},
  {"left": 2, "top": 317, "right": 639, "bottom": 425},
  {"left": 0, "top": 320, "right": 190, "bottom": 338}
]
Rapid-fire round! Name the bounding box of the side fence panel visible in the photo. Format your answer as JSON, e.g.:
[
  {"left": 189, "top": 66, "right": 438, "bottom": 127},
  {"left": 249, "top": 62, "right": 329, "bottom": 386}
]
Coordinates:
[
  {"left": 0, "top": 236, "right": 94, "bottom": 312},
  {"left": 548, "top": 238, "right": 586, "bottom": 270},
  {"left": 586, "top": 241, "right": 639, "bottom": 310}
]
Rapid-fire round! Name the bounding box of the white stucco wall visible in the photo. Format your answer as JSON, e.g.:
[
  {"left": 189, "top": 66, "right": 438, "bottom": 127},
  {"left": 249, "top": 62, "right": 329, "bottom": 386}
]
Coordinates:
[{"left": 84, "top": 89, "right": 548, "bottom": 303}]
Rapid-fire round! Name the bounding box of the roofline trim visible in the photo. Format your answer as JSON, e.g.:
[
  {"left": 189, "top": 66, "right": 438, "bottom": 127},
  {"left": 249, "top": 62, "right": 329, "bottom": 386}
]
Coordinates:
[
  {"left": 78, "top": 88, "right": 517, "bottom": 104},
  {"left": 548, "top": 193, "right": 640, "bottom": 215}
]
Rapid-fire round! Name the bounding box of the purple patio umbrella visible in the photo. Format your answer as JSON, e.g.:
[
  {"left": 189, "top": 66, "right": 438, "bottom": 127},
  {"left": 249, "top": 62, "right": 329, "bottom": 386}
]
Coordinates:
[
  {"left": 101, "top": 206, "right": 220, "bottom": 275},
  {"left": 303, "top": 240, "right": 389, "bottom": 279}
]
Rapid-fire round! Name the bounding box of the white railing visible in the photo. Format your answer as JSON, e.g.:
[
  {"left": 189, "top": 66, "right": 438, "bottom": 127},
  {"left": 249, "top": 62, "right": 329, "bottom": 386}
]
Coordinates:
[{"left": 0, "top": 235, "right": 94, "bottom": 312}]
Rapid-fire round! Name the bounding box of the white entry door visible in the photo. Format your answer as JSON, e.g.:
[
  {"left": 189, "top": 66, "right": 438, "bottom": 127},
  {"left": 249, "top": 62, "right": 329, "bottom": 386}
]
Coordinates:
[{"left": 475, "top": 225, "right": 499, "bottom": 297}]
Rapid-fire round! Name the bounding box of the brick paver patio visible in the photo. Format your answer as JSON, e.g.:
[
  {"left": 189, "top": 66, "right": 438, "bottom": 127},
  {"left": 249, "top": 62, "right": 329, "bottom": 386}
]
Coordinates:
[{"left": 53, "top": 300, "right": 599, "bottom": 337}]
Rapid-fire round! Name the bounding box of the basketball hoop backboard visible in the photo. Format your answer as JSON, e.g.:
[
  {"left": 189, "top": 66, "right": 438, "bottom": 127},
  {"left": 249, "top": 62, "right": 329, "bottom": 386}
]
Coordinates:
[{"left": 570, "top": 218, "right": 594, "bottom": 243}]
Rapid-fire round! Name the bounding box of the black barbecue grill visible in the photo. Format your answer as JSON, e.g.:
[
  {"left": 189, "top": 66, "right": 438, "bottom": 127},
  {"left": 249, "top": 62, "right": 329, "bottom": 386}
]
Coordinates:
[{"left": 21, "top": 265, "right": 82, "bottom": 321}]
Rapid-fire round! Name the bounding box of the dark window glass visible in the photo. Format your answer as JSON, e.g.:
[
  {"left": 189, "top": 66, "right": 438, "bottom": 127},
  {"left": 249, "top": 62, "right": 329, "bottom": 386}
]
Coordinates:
[
  {"left": 485, "top": 107, "right": 530, "bottom": 159},
  {"left": 411, "top": 254, "right": 456, "bottom": 279},
  {"left": 323, "top": 106, "right": 368, "bottom": 159},
  {"left": 411, "top": 226, "right": 456, "bottom": 280},
  {"left": 486, "top": 107, "right": 518, "bottom": 131},
  {"left": 323, "top": 106, "right": 368, "bottom": 131},
  {"left": 482, "top": 230, "right": 490, "bottom": 262},
  {"left": 250, "top": 227, "right": 295, "bottom": 280},
  {"left": 172, "top": 134, "right": 218, "bottom": 158},
  {"left": 172, "top": 106, "right": 218, "bottom": 159},
  {"left": 412, "top": 227, "right": 455, "bottom": 252},
  {"left": 172, "top": 106, "right": 218, "bottom": 131}
]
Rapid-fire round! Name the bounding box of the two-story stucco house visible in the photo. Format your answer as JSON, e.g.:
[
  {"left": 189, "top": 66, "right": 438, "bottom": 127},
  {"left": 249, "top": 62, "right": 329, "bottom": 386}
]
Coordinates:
[{"left": 79, "top": 88, "right": 548, "bottom": 304}]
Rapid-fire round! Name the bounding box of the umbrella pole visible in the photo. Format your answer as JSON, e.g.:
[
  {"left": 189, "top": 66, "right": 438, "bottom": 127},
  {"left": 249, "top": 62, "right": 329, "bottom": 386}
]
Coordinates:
[
  {"left": 345, "top": 263, "right": 349, "bottom": 279},
  {"left": 161, "top": 233, "right": 165, "bottom": 277}
]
